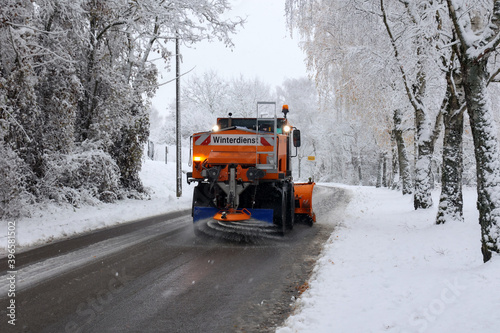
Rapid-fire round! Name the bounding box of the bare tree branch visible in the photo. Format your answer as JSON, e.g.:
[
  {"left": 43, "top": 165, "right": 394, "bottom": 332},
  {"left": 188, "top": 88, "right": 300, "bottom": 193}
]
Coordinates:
[
  {"left": 155, "top": 65, "right": 196, "bottom": 87},
  {"left": 380, "top": 0, "right": 422, "bottom": 113},
  {"left": 488, "top": 66, "right": 500, "bottom": 85},
  {"left": 445, "top": 0, "right": 470, "bottom": 52}
]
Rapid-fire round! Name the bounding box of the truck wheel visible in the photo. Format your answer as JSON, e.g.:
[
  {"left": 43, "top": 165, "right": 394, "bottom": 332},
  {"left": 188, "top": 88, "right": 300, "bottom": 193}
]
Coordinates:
[
  {"left": 286, "top": 182, "right": 295, "bottom": 230},
  {"left": 192, "top": 184, "right": 214, "bottom": 216},
  {"left": 281, "top": 184, "right": 287, "bottom": 236}
]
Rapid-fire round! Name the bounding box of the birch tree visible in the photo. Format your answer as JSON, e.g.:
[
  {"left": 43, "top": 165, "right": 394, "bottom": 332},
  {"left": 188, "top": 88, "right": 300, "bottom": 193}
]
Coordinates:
[
  {"left": 285, "top": 0, "right": 397, "bottom": 185},
  {"left": 436, "top": 50, "right": 466, "bottom": 224},
  {"left": 393, "top": 108, "right": 413, "bottom": 194},
  {"left": 445, "top": 0, "right": 500, "bottom": 261},
  {"left": 379, "top": 0, "right": 449, "bottom": 209}
]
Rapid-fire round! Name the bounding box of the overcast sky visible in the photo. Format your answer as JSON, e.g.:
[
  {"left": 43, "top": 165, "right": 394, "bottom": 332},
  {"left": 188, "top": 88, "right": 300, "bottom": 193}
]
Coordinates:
[{"left": 151, "top": 0, "right": 308, "bottom": 113}]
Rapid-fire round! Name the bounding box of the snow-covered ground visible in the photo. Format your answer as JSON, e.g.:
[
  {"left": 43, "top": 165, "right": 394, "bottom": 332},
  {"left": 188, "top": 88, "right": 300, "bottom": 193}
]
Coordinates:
[
  {"left": 278, "top": 184, "right": 500, "bottom": 333},
  {"left": 2, "top": 160, "right": 499, "bottom": 332},
  {"left": 0, "top": 159, "right": 193, "bottom": 254}
]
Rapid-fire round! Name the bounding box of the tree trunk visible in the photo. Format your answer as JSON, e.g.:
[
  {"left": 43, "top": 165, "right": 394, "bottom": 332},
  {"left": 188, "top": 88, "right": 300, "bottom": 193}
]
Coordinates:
[
  {"left": 358, "top": 153, "right": 363, "bottom": 186},
  {"left": 381, "top": 0, "right": 433, "bottom": 204},
  {"left": 436, "top": 73, "right": 464, "bottom": 224},
  {"left": 393, "top": 109, "right": 412, "bottom": 195},
  {"left": 391, "top": 143, "right": 399, "bottom": 190},
  {"left": 350, "top": 146, "right": 362, "bottom": 185},
  {"left": 376, "top": 152, "right": 383, "bottom": 188},
  {"left": 382, "top": 152, "right": 387, "bottom": 187},
  {"left": 462, "top": 58, "right": 500, "bottom": 262},
  {"left": 414, "top": 107, "right": 434, "bottom": 209}
]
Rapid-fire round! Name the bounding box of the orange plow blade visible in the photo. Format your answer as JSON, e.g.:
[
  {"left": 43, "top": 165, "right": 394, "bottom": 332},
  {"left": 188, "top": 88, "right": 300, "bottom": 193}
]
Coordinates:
[
  {"left": 213, "top": 208, "right": 252, "bottom": 222},
  {"left": 294, "top": 182, "right": 316, "bottom": 224}
]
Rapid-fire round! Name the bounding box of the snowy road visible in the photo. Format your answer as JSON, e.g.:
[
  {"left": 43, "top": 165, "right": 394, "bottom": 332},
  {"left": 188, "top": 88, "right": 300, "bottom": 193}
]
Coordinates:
[{"left": 0, "top": 186, "right": 349, "bottom": 333}]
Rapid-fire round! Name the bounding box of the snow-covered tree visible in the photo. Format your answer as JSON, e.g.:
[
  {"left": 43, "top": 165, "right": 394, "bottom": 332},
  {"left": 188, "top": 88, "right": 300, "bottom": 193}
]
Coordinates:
[
  {"left": 0, "top": 0, "right": 243, "bottom": 213},
  {"left": 379, "top": 0, "right": 449, "bottom": 209},
  {"left": 227, "top": 75, "right": 274, "bottom": 117},
  {"left": 445, "top": 0, "right": 500, "bottom": 262},
  {"left": 392, "top": 108, "right": 413, "bottom": 194},
  {"left": 285, "top": 0, "right": 408, "bottom": 186},
  {"left": 277, "top": 77, "right": 321, "bottom": 180},
  {"left": 177, "top": 71, "right": 275, "bottom": 139},
  {"left": 286, "top": 0, "right": 500, "bottom": 261},
  {"left": 436, "top": 54, "right": 466, "bottom": 225}
]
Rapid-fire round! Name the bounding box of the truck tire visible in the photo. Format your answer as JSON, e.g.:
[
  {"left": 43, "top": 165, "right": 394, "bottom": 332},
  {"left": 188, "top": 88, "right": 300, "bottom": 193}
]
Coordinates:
[
  {"left": 286, "top": 182, "right": 295, "bottom": 230},
  {"left": 281, "top": 184, "right": 287, "bottom": 236}
]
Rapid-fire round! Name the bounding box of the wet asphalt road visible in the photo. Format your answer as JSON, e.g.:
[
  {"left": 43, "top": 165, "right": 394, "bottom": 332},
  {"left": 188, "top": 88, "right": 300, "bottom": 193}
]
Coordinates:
[{"left": 0, "top": 186, "right": 350, "bottom": 333}]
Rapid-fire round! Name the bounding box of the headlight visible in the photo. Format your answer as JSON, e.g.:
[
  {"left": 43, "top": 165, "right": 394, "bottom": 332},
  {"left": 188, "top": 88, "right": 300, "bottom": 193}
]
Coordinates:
[
  {"left": 284, "top": 125, "right": 291, "bottom": 133},
  {"left": 212, "top": 125, "right": 220, "bottom": 132}
]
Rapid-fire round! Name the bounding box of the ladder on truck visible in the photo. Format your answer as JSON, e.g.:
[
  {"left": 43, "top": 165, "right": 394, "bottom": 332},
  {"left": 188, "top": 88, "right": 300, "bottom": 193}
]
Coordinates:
[{"left": 255, "top": 102, "right": 277, "bottom": 173}]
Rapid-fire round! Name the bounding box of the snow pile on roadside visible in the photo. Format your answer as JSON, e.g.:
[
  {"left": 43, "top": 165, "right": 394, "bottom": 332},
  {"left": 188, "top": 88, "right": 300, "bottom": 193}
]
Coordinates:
[
  {"left": 0, "top": 160, "right": 193, "bottom": 252},
  {"left": 278, "top": 185, "right": 500, "bottom": 333}
]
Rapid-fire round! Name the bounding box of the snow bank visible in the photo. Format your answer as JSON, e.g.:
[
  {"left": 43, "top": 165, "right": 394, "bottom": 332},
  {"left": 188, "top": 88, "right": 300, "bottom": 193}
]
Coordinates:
[
  {"left": 278, "top": 185, "right": 500, "bottom": 333},
  {"left": 0, "top": 160, "right": 194, "bottom": 253}
]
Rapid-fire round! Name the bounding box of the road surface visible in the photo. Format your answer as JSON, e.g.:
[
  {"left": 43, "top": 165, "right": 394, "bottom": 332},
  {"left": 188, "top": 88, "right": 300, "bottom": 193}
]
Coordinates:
[{"left": 0, "top": 186, "right": 350, "bottom": 333}]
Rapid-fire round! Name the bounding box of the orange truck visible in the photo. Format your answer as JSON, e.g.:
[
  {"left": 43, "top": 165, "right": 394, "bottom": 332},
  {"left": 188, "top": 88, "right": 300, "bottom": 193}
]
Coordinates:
[{"left": 187, "top": 102, "right": 315, "bottom": 236}]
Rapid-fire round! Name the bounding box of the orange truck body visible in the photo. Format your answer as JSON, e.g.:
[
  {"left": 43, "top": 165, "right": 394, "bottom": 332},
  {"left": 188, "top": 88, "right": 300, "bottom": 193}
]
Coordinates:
[
  {"left": 190, "top": 127, "right": 289, "bottom": 181},
  {"left": 187, "top": 103, "right": 315, "bottom": 233}
]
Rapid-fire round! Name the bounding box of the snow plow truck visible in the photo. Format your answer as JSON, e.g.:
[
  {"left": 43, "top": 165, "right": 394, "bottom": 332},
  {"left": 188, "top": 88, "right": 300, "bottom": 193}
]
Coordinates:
[{"left": 187, "top": 102, "right": 315, "bottom": 238}]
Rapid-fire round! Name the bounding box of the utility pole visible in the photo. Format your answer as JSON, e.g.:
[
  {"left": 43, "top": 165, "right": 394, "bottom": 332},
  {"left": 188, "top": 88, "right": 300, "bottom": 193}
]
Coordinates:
[{"left": 176, "top": 34, "right": 182, "bottom": 198}]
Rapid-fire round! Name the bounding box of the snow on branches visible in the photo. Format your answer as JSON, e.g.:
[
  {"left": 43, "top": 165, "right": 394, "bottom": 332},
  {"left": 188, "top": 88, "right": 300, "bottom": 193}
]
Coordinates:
[{"left": 0, "top": 0, "right": 242, "bottom": 215}]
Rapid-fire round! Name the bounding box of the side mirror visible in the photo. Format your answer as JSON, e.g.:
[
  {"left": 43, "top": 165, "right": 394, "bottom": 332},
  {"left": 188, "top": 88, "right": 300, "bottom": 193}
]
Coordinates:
[{"left": 293, "top": 129, "right": 301, "bottom": 147}]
